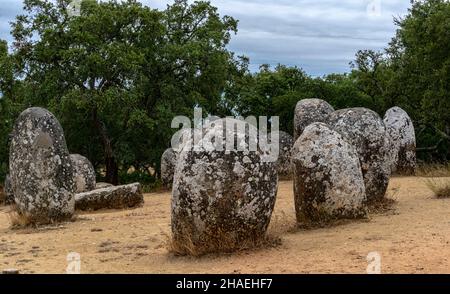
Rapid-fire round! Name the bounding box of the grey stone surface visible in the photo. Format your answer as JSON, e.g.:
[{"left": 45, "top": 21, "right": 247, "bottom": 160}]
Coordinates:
[
  {"left": 294, "top": 98, "right": 335, "bottom": 140},
  {"left": 9, "top": 107, "right": 75, "bottom": 223},
  {"left": 269, "top": 131, "right": 294, "bottom": 178},
  {"left": 161, "top": 148, "right": 177, "bottom": 188},
  {"left": 327, "top": 108, "right": 391, "bottom": 203},
  {"left": 75, "top": 183, "right": 143, "bottom": 211},
  {"left": 70, "top": 154, "right": 96, "bottom": 193},
  {"left": 292, "top": 123, "right": 367, "bottom": 222},
  {"left": 172, "top": 118, "right": 278, "bottom": 252},
  {"left": 95, "top": 182, "right": 114, "bottom": 189},
  {"left": 3, "top": 174, "right": 14, "bottom": 205},
  {"left": 383, "top": 107, "right": 416, "bottom": 175}
]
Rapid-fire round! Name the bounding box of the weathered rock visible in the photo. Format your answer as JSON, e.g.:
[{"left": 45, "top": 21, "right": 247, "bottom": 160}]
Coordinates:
[
  {"left": 3, "top": 174, "right": 14, "bottom": 205},
  {"left": 383, "top": 107, "right": 416, "bottom": 175},
  {"left": 292, "top": 123, "right": 367, "bottom": 223},
  {"left": 70, "top": 154, "right": 96, "bottom": 193},
  {"left": 95, "top": 182, "right": 114, "bottom": 189},
  {"left": 269, "top": 131, "right": 294, "bottom": 178},
  {"left": 294, "top": 98, "right": 335, "bottom": 140},
  {"left": 75, "top": 183, "right": 143, "bottom": 211},
  {"left": 172, "top": 118, "right": 278, "bottom": 253},
  {"left": 161, "top": 148, "right": 177, "bottom": 188},
  {"left": 327, "top": 108, "right": 391, "bottom": 202},
  {"left": 9, "top": 107, "right": 75, "bottom": 223}
]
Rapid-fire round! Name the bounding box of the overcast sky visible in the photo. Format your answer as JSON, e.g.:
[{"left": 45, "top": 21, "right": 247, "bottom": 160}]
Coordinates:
[{"left": 0, "top": 0, "right": 411, "bottom": 76}]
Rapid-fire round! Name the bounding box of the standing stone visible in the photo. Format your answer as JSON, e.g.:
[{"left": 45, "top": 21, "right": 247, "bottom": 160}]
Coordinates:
[
  {"left": 293, "top": 123, "right": 367, "bottom": 223},
  {"left": 172, "top": 118, "right": 278, "bottom": 254},
  {"left": 269, "top": 131, "right": 294, "bottom": 178},
  {"left": 9, "top": 107, "right": 75, "bottom": 223},
  {"left": 3, "top": 174, "right": 14, "bottom": 205},
  {"left": 294, "top": 98, "right": 335, "bottom": 140},
  {"left": 327, "top": 108, "right": 391, "bottom": 203},
  {"left": 161, "top": 148, "right": 177, "bottom": 189},
  {"left": 383, "top": 107, "right": 416, "bottom": 175},
  {"left": 70, "top": 154, "right": 96, "bottom": 193}
]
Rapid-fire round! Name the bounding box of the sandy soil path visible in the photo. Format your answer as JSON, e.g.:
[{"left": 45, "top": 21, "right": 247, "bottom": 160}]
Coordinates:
[{"left": 0, "top": 177, "right": 449, "bottom": 274}]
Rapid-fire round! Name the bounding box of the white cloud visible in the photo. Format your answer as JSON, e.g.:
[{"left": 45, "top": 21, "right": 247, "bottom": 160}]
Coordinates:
[{"left": 1, "top": 0, "right": 411, "bottom": 75}]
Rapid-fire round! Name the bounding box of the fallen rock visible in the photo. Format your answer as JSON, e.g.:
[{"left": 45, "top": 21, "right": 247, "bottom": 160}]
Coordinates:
[
  {"left": 161, "top": 148, "right": 177, "bottom": 188},
  {"left": 294, "top": 98, "right": 335, "bottom": 140},
  {"left": 172, "top": 118, "right": 278, "bottom": 254},
  {"left": 70, "top": 154, "right": 96, "bottom": 193},
  {"left": 293, "top": 123, "right": 367, "bottom": 223},
  {"left": 327, "top": 108, "right": 391, "bottom": 203},
  {"left": 75, "top": 183, "right": 143, "bottom": 211},
  {"left": 9, "top": 107, "right": 75, "bottom": 223},
  {"left": 269, "top": 131, "right": 294, "bottom": 178},
  {"left": 383, "top": 107, "right": 416, "bottom": 175},
  {"left": 95, "top": 182, "right": 114, "bottom": 189}
]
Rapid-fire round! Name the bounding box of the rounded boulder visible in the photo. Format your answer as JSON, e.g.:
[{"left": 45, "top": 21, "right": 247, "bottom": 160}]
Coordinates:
[
  {"left": 9, "top": 107, "right": 75, "bottom": 223},
  {"left": 327, "top": 108, "right": 391, "bottom": 202},
  {"left": 293, "top": 123, "right": 367, "bottom": 223},
  {"left": 294, "top": 98, "right": 334, "bottom": 140},
  {"left": 70, "top": 154, "right": 96, "bottom": 193},
  {"left": 161, "top": 148, "right": 177, "bottom": 188},
  {"left": 172, "top": 118, "right": 278, "bottom": 254},
  {"left": 383, "top": 107, "right": 416, "bottom": 175}
]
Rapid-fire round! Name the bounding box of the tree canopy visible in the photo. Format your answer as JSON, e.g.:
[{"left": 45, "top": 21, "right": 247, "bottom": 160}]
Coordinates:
[{"left": 1, "top": 0, "right": 449, "bottom": 185}]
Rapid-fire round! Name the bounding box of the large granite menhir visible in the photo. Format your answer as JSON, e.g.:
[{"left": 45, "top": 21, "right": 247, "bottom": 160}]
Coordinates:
[
  {"left": 172, "top": 118, "right": 278, "bottom": 254},
  {"left": 327, "top": 108, "right": 391, "bottom": 203},
  {"left": 9, "top": 107, "right": 75, "bottom": 223},
  {"left": 294, "top": 98, "right": 334, "bottom": 140},
  {"left": 292, "top": 123, "right": 367, "bottom": 223}
]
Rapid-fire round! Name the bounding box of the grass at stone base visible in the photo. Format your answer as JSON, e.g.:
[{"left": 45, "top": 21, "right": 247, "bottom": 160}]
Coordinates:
[
  {"left": 7, "top": 205, "right": 77, "bottom": 229},
  {"left": 165, "top": 229, "right": 281, "bottom": 257},
  {"left": 416, "top": 163, "right": 450, "bottom": 199}
]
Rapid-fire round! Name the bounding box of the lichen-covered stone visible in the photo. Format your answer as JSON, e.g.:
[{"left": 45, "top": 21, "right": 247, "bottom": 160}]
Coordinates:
[
  {"left": 327, "top": 108, "right": 391, "bottom": 202},
  {"left": 9, "top": 107, "right": 75, "bottom": 223},
  {"left": 161, "top": 148, "right": 177, "bottom": 188},
  {"left": 96, "top": 182, "right": 114, "bottom": 189},
  {"left": 292, "top": 123, "right": 367, "bottom": 223},
  {"left": 294, "top": 98, "right": 335, "bottom": 140},
  {"left": 3, "top": 174, "right": 14, "bottom": 205},
  {"left": 383, "top": 107, "right": 416, "bottom": 175},
  {"left": 75, "top": 183, "right": 143, "bottom": 211},
  {"left": 269, "top": 131, "right": 294, "bottom": 178},
  {"left": 70, "top": 154, "right": 96, "bottom": 193},
  {"left": 172, "top": 118, "right": 278, "bottom": 253}
]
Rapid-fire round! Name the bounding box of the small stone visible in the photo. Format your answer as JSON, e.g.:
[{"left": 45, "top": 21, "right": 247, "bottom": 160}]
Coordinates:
[
  {"left": 70, "top": 154, "right": 96, "bottom": 193},
  {"left": 75, "top": 183, "right": 143, "bottom": 211},
  {"left": 294, "top": 98, "right": 335, "bottom": 140},
  {"left": 327, "top": 107, "right": 391, "bottom": 203},
  {"left": 293, "top": 123, "right": 367, "bottom": 223},
  {"left": 2, "top": 268, "right": 19, "bottom": 274},
  {"left": 383, "top": 107, "right": 416, "bottom": 175},
  {"left": 161, "top": 148, "right": 177, "bottom": 189}
]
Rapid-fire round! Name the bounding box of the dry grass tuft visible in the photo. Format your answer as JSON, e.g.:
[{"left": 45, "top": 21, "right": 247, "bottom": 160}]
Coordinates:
[
  {"left": 425, "top": 178, "right": 450, "bottom": 199},
  {"left": 416, "top": 163, "right": 450, "bottom": 178},
  {"left": 7, "top": 205, "right": 77, "bottom": 229},
  {"left": 165, "top": 228, "right": 281, "bottom": 257}
]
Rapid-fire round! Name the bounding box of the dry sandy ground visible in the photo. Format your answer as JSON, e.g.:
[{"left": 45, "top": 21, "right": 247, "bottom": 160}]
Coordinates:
[{"left": 0, "top": 176, "right": 449, "bottom": 274}]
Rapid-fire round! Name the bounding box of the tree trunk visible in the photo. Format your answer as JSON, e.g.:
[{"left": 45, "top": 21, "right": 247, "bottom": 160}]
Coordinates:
[{"left": 92, "top": 108, "right": 119, "bottom": 185}]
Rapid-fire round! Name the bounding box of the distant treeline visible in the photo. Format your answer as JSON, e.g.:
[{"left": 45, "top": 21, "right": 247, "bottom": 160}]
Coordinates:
[{"left": 0, "top": 0, "right": 449, "bottom": 184}]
